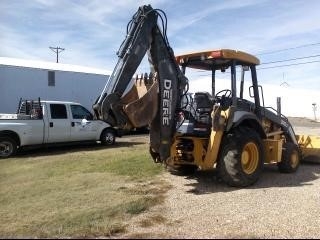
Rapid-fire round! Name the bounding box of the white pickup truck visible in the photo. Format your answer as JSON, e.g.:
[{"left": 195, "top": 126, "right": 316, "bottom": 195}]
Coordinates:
[{"left": 0, "top": 99, "right": 119, "bottom": 158}]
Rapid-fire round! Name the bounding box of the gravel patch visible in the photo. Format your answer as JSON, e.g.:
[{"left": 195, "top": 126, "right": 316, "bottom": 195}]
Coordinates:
[
  {"left": 122, "top": 164, "right": 320, "bottom": 238},
  {"left": 117, "top": 119, "right": 320, "bottom": 239},
  {"left": 289, "top": 117, "right": 320, "bottom": 135}
]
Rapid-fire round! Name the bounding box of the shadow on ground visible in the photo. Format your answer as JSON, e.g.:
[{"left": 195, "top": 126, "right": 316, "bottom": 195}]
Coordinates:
[
  {"left": 172, "top": 162, "right": 320, "bottom": 195},
  {"left": 14, "top": 140, "right": 146, "bottom": 158}
]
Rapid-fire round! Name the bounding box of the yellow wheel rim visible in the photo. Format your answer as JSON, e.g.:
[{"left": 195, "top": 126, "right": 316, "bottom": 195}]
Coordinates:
[
  {"left": 290, "top": 150, "right": 299, "bottom": 168},
  {"left": 241, "top": 142, "right": 259, "bottom": 174}
]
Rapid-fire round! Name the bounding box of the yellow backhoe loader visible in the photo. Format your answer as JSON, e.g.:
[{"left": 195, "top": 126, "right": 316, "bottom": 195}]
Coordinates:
[{"left": 93, "top": 5, "right": 320, "bottom": 187}]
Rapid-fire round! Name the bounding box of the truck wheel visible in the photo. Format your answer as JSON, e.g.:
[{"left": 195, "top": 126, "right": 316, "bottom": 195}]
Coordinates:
[
  {"left": 100, "top": 129, "right": 115, "bottom": 146},
  {"left": 0, "top": 137, "right": 17, "bottom": 158},
  {"left": 278, "top": 142, "right": 300, "bottom": 173},
  {"left": 217, "top": 127, "right": 264, "bottom": 187}
]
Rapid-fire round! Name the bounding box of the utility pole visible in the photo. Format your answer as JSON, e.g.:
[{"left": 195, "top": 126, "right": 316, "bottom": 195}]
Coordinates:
[{"left": 49, "top": 46, "right": 65, "bottom": 63}]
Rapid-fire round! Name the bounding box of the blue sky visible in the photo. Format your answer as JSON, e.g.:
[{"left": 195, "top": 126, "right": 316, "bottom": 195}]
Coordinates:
[{"left": 1, "top": 0, "right": 320, "bottom": 117}]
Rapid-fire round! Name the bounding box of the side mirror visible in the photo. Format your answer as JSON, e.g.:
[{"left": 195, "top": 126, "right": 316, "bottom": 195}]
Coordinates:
[{"left": 81, "top": 118, "right": 89, "bottom": 126}]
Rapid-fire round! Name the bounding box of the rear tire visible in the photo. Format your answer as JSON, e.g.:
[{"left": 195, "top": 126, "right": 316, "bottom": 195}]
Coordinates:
[
  {"left": 217, "top": 127, "right": 264, "bottom": 187},
  {"left": 0, "top": 137, "right": 17, "bottom": 158},
  {"left": 100, "top": 129, "right": 115, "bottom": 146},
  {"left": 278, "top": 142, "right": 300, "bottom": 173}
]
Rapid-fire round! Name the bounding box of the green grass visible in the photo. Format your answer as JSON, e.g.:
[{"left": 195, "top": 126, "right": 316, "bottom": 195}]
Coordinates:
[{"left": 0, "top": 140, "right": 168, "bottom": 238}]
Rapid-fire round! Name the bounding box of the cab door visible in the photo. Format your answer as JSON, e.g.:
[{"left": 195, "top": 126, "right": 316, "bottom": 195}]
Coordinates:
[
  {"left": 69, "top": 104, "right": 98, "bottom": 141},
  {"left": 47, "top": 103, "right": 71, "bottom": 143}
]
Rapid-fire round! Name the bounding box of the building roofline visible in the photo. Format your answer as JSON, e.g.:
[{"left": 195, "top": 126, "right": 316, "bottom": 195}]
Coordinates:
[{"left": 0, "top": 57, "right": 111, "bottom": 76}]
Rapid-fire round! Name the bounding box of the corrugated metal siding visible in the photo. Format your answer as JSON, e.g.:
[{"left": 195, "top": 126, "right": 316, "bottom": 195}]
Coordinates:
[{"left": 0, "top": 64, "right": 109, "bottom": 113}]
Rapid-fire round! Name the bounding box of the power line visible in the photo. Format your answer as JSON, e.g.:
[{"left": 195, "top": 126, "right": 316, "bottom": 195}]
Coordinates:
[
  {"left": 194, "top": 52, "right": 320, "bottom": 73},
  {"left": 258, "top": 60, "right": 320, "bottom": 70},
  {"left": 255, "top": 42, "right": 320, "bottom": 56},
  {"left": 261, "top": 54, "right": 320, "bottom": 65},
  {"left": 185, "top": 42, "right": 320, "bottom": 76}
]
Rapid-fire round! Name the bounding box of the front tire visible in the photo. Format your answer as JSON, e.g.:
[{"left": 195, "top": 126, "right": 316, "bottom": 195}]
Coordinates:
[
  {"left": 217, "top": 127, "right": 264, "bottom": 187},
  {"left": 0, "top": 137, "right": 17, "bottom": 158},
  {"left": 100, "top": 129, "right": 115, "bottom": 146},
  {"left": 278, "top": 142, "right": 300, "bottom": 173}
]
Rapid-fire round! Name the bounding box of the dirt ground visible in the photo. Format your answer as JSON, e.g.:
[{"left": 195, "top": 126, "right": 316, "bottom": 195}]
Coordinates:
[
  {"left": 13, "top": 117, "right": 319, "bottom": 238},
  {"left": 287, "top": 117, "right": 319, "bottom": 128},
  {"left": 288, "top": 117, "right": 320, "bottom": 135},
  {"left": 117, "top": 117, "right": 320, "bottom": 239}
]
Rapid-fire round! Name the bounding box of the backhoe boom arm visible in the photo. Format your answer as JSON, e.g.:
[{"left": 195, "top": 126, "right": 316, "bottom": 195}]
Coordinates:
[{"left": 93, "top": 5, "right": 188, "bottom": 161}]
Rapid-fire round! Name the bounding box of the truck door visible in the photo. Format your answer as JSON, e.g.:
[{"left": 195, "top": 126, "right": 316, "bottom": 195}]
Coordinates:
[
  {"left": 47, "top": 103, "right": 71, "bottom": 143},
  {"left": 69, "top": 104, "right": 98, "bottom": 141}
]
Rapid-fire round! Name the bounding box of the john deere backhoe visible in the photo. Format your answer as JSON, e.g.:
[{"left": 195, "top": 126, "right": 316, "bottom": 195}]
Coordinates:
[{"left": 93, "top": 5, "right": 320, "bottom": 187}]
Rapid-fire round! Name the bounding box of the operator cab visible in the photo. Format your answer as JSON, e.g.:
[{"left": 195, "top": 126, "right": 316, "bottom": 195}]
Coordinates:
[
  {"left": 175, "top": 49, "right": 261, "bottom": 136},
  {"left": 178, "top": 91, "right": 214, "bottom": 136}
]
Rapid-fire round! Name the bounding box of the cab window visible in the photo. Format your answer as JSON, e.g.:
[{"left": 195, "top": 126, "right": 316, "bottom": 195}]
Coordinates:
[
  {"left": 50, "top": 104, "right": 67, "bottom": 119},
  {"left": 70, "top": 105, "right": 93, "bottom": 120}
]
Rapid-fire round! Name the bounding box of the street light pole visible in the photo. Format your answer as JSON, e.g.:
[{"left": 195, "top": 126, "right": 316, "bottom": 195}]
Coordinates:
[{"left": 312, "top": 103, "right": 317, "bottom": 121}]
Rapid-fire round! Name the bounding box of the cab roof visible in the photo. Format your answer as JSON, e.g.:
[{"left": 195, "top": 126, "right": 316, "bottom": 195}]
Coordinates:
[{"left": 175, "top": 49, "right": 260, "bottom": 71}]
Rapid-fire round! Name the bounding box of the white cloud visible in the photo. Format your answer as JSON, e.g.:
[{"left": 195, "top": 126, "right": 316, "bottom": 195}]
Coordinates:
[
  {"left": 167, "top": 0, "right": 266, "bottom": 35},
  {"left": 1, "top": 0, "right": 320, "bottom": 94}
]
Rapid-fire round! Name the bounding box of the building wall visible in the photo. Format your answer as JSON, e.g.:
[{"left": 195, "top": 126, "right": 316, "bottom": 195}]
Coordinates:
[{"left": 0, "top": 65, "right": 109, "bottom": 113}]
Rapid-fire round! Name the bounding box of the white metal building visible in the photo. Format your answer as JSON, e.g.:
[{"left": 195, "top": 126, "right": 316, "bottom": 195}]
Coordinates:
[{"left": 0, "top": 57, "right": 110, "bottom": 113}]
